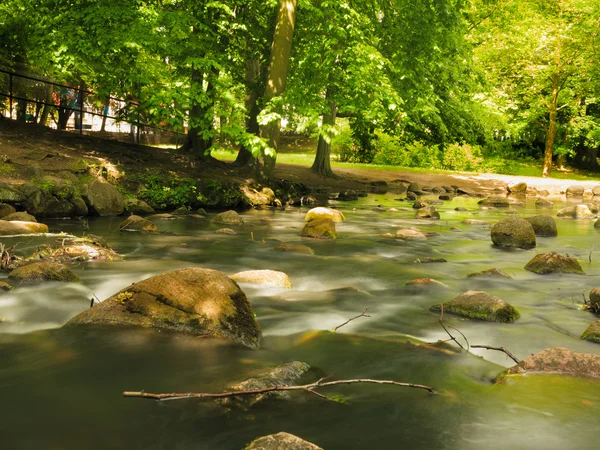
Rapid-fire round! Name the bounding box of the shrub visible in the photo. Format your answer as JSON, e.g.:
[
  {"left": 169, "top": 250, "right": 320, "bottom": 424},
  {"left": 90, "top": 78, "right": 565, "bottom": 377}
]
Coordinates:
[
  {"left": 372, "top": 133, "right": 442, "bottom": 169},
  {"left": 442, "top": 143, "right": 484, "bottom": 171}
]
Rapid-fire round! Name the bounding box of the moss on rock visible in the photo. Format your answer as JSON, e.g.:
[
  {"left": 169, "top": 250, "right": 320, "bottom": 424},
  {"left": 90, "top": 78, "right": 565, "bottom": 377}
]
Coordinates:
[
  {"left": 305, "top": 207, "right": 345, "bottom": 223},
  {"left": 119, "top": 215, "right": 158, "bottom": 232},
  {"left": 244, "top": 432, "right": 323, "bottom": 450},
  {"left": 0, "top": 220, "right": 49, "bottom": 235},
  {"left": 491, "top": 216, "right": 536, "bottom": 249},
  {"left": 581, "top": 320, "right": 600, "bottom": 343},
  {"left": 525, "top": 215, "right": 557, "bottom": 237},
  {"left": 430, "top": 290, "right": 520, "bottom": 323},
  {"left": 301, "top": 218, "right": 336, "bottom": 239},
  {"left": 212, "top": 210, "right": 244, "bottom": 225},
  {"left": 524, "top": 252, "right": 584, "bottom": 274},
  {"left": 8, "top": 262, "right": 80, "bottom": 282}
]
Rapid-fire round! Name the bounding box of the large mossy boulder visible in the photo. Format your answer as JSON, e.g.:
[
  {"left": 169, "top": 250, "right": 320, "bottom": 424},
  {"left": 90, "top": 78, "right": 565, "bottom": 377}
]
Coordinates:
[
  {"left": 491, "top": 216, "right": 536, "bottom": 249},
  {"left": 244, "top": 432, "right": 323, "bottom": 450},
  {"left": 305, "top": 207, "right": 345, "bottom": 223},
  {"left": 430, "top": 290, "right": 520, "bottom": 323},
  {"left": 0, "top": 220, "right": 48, "bottom": 236},
  {"left": 301, "top": 218, "right": 336, "bottom": 239},
  {"left": 65, "top": 268, "right": 261, "bottom": 349},
  {"left": 581, "top": 320, "right": 600, "bottom": 343},
  {"left": 8, "top": 262, "right": 80, "bottom": 282},
  {"left": 230, "top": 270, "right": 292, "bottom": 289},
  {"left": 497, "top": 347, "right": 600, "bottom": 381},
  {"left": 524, "top": 252, "right": 584, "bottom": 274},
  {"left": 119, "top": 215, "right": 158, "bottom": 232},
  {"left": 212, "top": 210, "right": 244, "bottom": 225},
  {"left": 525, "top": 215, "right": 557, "bottom": 237},
  {"left": 82, "top": 179, "right": 125, "bottom": 216}
]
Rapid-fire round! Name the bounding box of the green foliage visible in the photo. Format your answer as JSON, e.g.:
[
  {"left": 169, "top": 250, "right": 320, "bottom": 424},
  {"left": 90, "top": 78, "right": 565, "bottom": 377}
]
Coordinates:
[
  {"left": 442, "top": 143, "right": 484, "bottom": 171},
  {"left": 197, "top": 181, "right": 243, "bottom": 208},
  {"left": 133, "top": 174, "right": 198, "bottom": 210}
]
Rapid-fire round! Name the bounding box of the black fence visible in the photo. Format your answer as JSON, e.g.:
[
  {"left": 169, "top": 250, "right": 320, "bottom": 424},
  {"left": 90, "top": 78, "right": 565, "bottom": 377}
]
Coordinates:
[{"left": 0, "top": 68, "right": 185, "bottom": 146}]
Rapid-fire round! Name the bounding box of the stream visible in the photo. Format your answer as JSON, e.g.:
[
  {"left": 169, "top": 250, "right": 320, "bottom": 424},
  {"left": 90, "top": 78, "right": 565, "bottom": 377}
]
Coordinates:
[{"left": 1, "top": 192, "right": 599, "bottom": 449}]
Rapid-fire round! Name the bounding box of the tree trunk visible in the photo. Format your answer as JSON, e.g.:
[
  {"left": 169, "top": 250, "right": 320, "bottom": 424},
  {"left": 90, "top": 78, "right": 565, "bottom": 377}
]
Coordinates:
[
  {"left": 235, "top": 59, "right": 262, "bottom": 166},
  {"left": 100, "top": 97, "right": 110, "bottom": 132},
  {"left": 542, "top": 73, "right": 559, "bottom": 178},
  {"left": 311, "top": 87, "right": 337, "bottom": 177},
  {"left": 39, "top": 84, "right": 53, "bottom": 126},
  {"left": 253, "top": 0, "right": 297, "bottom": 180}
]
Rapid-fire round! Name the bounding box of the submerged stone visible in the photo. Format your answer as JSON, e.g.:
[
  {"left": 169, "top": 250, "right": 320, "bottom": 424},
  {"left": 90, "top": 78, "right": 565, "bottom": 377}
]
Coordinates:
[
  {"left": 8, "top": 262, "right": 80, "bottom": 283},
  {"left": 524, "top": 252, "right": 584, "bottom": 275},
  {"left": 65, "top": 268, "right": 261, "bottom": 349},
  {"left": 491, "top": 216, "right": 536, "bottom": 249},
  {"left": 430, "top": 290, "right": 520, "bottom": 323},
  {"left": 462, "top": 219, "right": 490, "bottom": 225},
  {"left": 414, "top": 257, "right": 447, "bottom": 263},
  {"left": 581, "top": 321, "right": 600, "bottom": 343},
  {"left": 244, "top": 432, "right": 323, "bottom": 450},
  {"left": 230, "top": 270, "right": 292, "bottom": 289},
  {"left": 119, "top": 215, "right": 158, "bottom": 232},
  {"left": 535, "top": 198, "right": 553, "bottom": 208},
  {"left": 467, "top": 268, "right": 512, "bottom": 279},
  {"left": 301, "top": 218, "right": 336, "bottom": 239},
  {"left": 304, "top": 207, "right": 344, "bottom": 223},
  {"left": 0, "top": 281, "right": 13, "bottom": 291},
  {"left": 525, "top": 215, "right": 558, "bottom": 237},
  {"left": 405, "top": 278, "right": 448, "bottom": 288},
  {"left": 216, "top": 228, "right": 237, "bottom": 235},
  {"left": 274, "top": 244, "right": 314, "bottom": 255}
]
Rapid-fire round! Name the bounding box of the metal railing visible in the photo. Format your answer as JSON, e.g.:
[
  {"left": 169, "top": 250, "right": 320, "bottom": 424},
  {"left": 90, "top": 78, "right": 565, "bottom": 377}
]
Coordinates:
[{"left": 0, "top": 68, "right": 185, "bottom": 146}]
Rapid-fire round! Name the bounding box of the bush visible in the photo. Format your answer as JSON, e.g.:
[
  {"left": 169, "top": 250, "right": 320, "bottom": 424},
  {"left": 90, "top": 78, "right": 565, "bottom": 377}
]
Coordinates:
[
  {"left": 442, "top": 143, "right": 484, "bottom": 171},
  {"left": 372, "top": 133, "right": 442, "bottom": 169}
]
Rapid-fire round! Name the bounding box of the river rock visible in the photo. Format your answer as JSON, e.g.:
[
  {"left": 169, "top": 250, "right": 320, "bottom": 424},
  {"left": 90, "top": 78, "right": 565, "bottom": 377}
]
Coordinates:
[
  {"left": 479, "top": 196, "right": 510, "bottom": 207},
  {"left": 395, "top": 229, "right": 427, "bottom": 240},
  {"left": 491, "top": 216, "right": 536, "bottom": 249},
  {"left": 467, "top": 268, "right": 512, "bottom": 279},
  {"left": 405, "top": 278, "right": 448, "bottom": 288},
  {"left": 2, "top": 212, "right": 37, "bottom": 222},
  {"left": 0, "top": 281, "right": 13, "bottom": 291},
  {"left": 230, "top": 270, "right": 291, "bottom": 289},
  {"left": 0, "top": 220, "right": 49, "bottom": 235},
  {"left": 119, "top": 215, "right": 158, "bottom": 232},
  {"left": 32, "top": 235, "right": 120, "bottom": 262},
  {"left": 535, "top": 198, "right": 553, "bottom": 208},
  {"left": 244, "top": 432, "right": 323, "bottom": 450},
  {"left": 462, "top": 219, "right": 491, "bottom": 225},
  {"left": 588, "top": 288, "right": 600, "bottom": 314},
  {"left": 0, "top": 181, "right": 26, "bottom": 203},
  {"left": 275, "top": 244, "right": 314, "bottom": 255},
  {"left": 581, "top": 321, "right": 600, "bottom": 343},
  {"left": 508, "top": 182, "right": 527, "bottom": 193},
  {"left": 593, "top": 186, "right": 600, "bottom": 196},
  {"left": 305, "top": 207, "right": 344, "bottom": 223},
  {"left": 525, "top": 215, "right": 557, "bottom": 237},
  {"left": 70, "top": 195, "right": 89, "bottom": 216},
  {"left": 8, "top": 262, "right": 80, "bottom": 282},
  {"left": 65, "top": 268, "right": 261, "bottom": 348},
  {"left": 414, "top": 256, "right": 447, "bottom": 263},
  {"left": 212, "top": 210, "right": 244, "bottom": 225},
  {"left": 524, "top": 252, "right": 584, "bottom": 274},
  {"left": 407, "top": 182, "right": 421, "bottom": 192},
  {"left": 430, "top": 290, "right": 520, "bottom": 323},
  {"left": 557, "top": 205, "right": 595, "bottom": 219},
  {"left": 439, "top": 194, "right": 453, "bottom": 201},
  {"left": 406, "top": 191, "right": 418, "bottom": 200},
  {"left": 241, "top": 186, "right": 275, "bottom": 206},
  {"left": 498, "top": 347, "right": 600, "bottom": 380},
  {"left": 124, "top": 198, "right": 155, "bottom": 215},
  {"left": 415, "top": 206, "right": 440, "bottom": 220},
  {"left": 301, "top": 218, "right": 336, "bottom": 239},
  {"left": 82, "top": 179, "right": 125, "bottom": 216},
  {"left": 216, "top": 228, "right": 237, "bottom": 235},
  {"left": 412, "top": 200, "right": 428, "bottom": 209},
  {"left": 0, "top": 203, "right": 16, "bottom": 218},
  {"left": 566, "top": 185, "right": 585, "bottom": 197}
]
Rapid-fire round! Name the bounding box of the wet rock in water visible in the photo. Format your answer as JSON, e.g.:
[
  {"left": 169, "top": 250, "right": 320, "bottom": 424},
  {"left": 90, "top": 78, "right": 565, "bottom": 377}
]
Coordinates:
[
  {"left": 415, "top": 206, "right": 440, "bottom": 220},
  {"left": 586, "top": 203, "right": 599, "bottom": 214},
  {"left": 244, "top": 432, "right": 323, "bottom": 450},
  {"left": 588, "top": 288, "right": 600, "bottom": 314},
  {"left": 414, "top": 256, "right": 447, "bottom": 263},
  {"left": 593, "top": 186, "right": 600, "bottom": 196},
  {"left": 508, "top": 182, "right": 527, "bottom": 193},
  {"left": 338, "top": 190, "right": 358, "bottom": 201},
  {"left": 430, "top": 290, "right": 520, "bottom": 323},
  {"left": 387, "top": 207, "right": 398, "bottom": 212},
  {"left": 525, "top": 215, "right": 558, "bottom": 237},
  {"left": 456, "top": 186, "right": 477, "bottom": 196},
  {"left": 405, "top": 278, "right": 448, "bottom": 288},
  {"left": 566, "top": 185, "right": 585, "bottom": 197},
  {"left": 442, "top": 185, "right": 455, "bottom": 193},
  {"left": 82, "top": 178, "right": 125, "bottom": 216},
  {"left": 0, "top": 203, "right": 16, "bottom": 218},
  {"left": 432, "top": 186, "right": 446, "bottom": 194},
  {"left": 0, "top": 220, "right": 49, "bottom": 236},
  {"left": 212, "top": 210, "right": 244, "bottom": 225},
  {"left": 225, "top": 361, "right": 312, "bottom": 409},
  {"left": 478, "top": 196, "right": 510, "bottom": 208},
  {"left": 557, "top": 204, "right": 595, "bottom": 219},
  {"left": 412, "top": 200, "right": 429, "bottom": 209},
  {"left": 2, "top": 211, "right": 37, "bottom": 222},
  {"left": 31, "top": 235, "right": 121, "bottom": 262},
  {"left": 462, "top": 218, "right": 490, "bottom": 225},
  {"left": 372, "top": 206, "right": 387, "bottom": 212},
  {"left": 171, "top": 206, "right": 192, "bottom": 215},
  {"left": 124, "top": 198, "right": 155, "bottom": 215},
  {"left": 8, "top": 261, "right": 80, "bottom": 283},
  {"left": 216, "top": 228, "right": 237, "bottom": 235},
  {"left": 497, "top": 347, "right": 600, "bottom": 380},
  {"left": 230, "top": 270, "right": 291, "bottom": 289},
  {"left": 148, "top": 213, "right": 178, "bottom": 220},
  {"left": 406, "top": 191, "right": 418, "bottom": 200},
  {"left": 241, "top": 186, "right": 275, "bottom": 206},
  {"left": 467, "top": 268, "right": 512, "bottom": 279},
  {"left": 305, "top": 207, "right": 344, "bottom": 223},
  {"left": 535, "top": 198, "right": 553, "bottom": 208},
  {"left": 581, "top": 321, "right": 600, "bottom": 343},
  {"left": 275, "top": 244, "right": 314, "bottom": 255},
  {"left": 0, "top": 281, "right": 13, "bottom": 291},
  {"left": 119, "top": 215, "right": 158, "bottom": 232},
  {"left": 439, "top": 194, "right": 453, "bottom": 201},
  {"left": 301, "top": 218, "right": 336, "bottom": 239},
  {"left": 407, "top": 182, "right": 421, "bottom": 193},
  {"left": 491, "top": 216, "right": 536, "bottom": 249},
  {"left": 395, "top": 229, "right": 427, "bottom": 240},
  {"left": 524, "top": 252, "right": 584, "bottom": 275},
  {"left": 65, "top": 267, "right": 261, "bottom": 349}
]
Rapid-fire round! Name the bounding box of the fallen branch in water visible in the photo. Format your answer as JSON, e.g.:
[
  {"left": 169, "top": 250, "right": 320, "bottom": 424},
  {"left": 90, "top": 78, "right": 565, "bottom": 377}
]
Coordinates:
[
  {"left": 470, "top": 345, "right": 520, "bottom": 364},
  {"left": 123, "top": 377, "right": 436, "bottom": 401},
  {"left": 437, "top": 304, "right": 468, "bottom": 350},
  {"left": 333, "top": 308, "right": 371, "bottom": 332}
]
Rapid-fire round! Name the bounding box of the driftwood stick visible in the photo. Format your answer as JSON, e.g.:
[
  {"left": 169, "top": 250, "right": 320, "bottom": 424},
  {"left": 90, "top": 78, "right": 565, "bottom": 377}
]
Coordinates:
[
  {"left": 333, "top": 308, "right": 371, "bottom": 332},
  {"left": 438, "top": 304, "right": 466, "bottom": 350},
  {"left": 470, "top": 345, "right": 520, "bottom": 364},
  {"left": 122, "top": 378, "right": 436, "bottom": 401}
]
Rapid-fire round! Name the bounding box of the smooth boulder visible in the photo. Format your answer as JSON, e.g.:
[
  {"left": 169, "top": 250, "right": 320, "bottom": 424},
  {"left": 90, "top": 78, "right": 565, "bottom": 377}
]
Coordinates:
[
  {"left": 557, "top": 205, "right": 595, "bottom": 219},
  {"left": 415, "top": 206, "right": 440, "bottom": 220},
  {"left": 301, "top": 218, "right": 336, "bottom": 239},
  {"left": 2, "top": 211, "right": 36, "bottom": 222},
  {"left": 395, "top": 229, "right": 427, "bottom": 240},
  {"left": 244, "top": 432, "right": 323, "bottom": 450},
  {"left": 525, "top": 215, "right": 557, "bottom": 237},
  {"left": 581, "top": 321, "right": 600, "bottom": 343},
  {"left": 467, "top": 268, "right": 511, "bottom": 279},
  {"left": 0, "top": 220, "right": 49, "bottom": 235},
  {"left": 8, "top": 262, "right": 80, "bottom": 282},
  {"left": 491, "top": 216, "right": 536, "bottom": 249},
  {"left": 0, "top": 203, "right": 16, "bottom": 218},
  {"left": 119, "top": 215, "right": 158, "bottom": 232},
  {"left": 305, "top": 207, "right": 344, "bottom": 223},
  {"left": 479, "top": 196, "right": 510, "bottom": 207},
  {"left": 430, "top": 290, "right": 520, "bottom": 323},
  {"left": 82, "top": 179, "right": 125, "bottom": 216},
  {"left": 230, "top": 270, "right": 291, "bottom": 289},
  {"left": 566, "top": 185, "right": 585, "bottom": 197},
  {"left": 124, "top": 198, "right": 155, "bottom": 215},
  {"left": 508, "top": 182, "right": 527, "bottom": 193},
  {"left": 524, "top": 252, "right": 584, "bottom": 274},
  {"left": 65, "top": 268, "right": 261, "bottom": 349},
  {"left": 212, "top": 210, "right": 244, "bottom": 225}
]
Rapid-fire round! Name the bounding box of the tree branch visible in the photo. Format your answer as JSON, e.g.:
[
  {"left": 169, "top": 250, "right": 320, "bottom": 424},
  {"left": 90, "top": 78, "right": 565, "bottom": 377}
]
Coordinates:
[
  {"left": 470, "top": 345, "right": 520, "bottom": 364},
  {"left": 122, "top": 378, "right": 437, "bottom": 401},
  {"left": 333, "top": 308, "right": 371, "bottom": 332}
]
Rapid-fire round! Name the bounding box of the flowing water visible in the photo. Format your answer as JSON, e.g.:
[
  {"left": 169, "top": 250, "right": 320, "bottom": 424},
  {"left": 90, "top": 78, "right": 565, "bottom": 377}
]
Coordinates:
[{"left": 1, "top": 192, "right": 599, "bottom": 449}]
